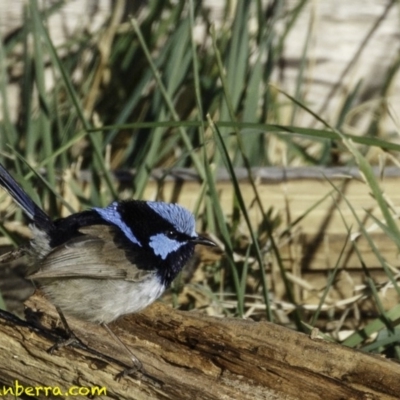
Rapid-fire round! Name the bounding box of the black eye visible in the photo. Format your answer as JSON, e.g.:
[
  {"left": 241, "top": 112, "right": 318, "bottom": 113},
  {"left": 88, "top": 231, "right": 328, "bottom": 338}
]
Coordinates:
[{"left": 165, "top": 230, "right": 178, "bottom": 239}]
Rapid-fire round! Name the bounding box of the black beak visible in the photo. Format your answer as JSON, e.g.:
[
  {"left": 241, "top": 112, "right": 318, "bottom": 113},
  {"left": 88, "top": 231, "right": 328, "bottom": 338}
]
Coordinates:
[{"left": 191, "top": 235, "right": 217, "bottom": 247}]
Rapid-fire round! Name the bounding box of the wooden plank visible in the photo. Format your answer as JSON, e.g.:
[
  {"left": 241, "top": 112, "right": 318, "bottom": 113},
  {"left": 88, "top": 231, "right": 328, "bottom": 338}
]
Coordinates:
[
  {"left": 139, "top": 169, "right": 400, "bottom": 312},
  {"left": 141, "top": 170, "right": 400, "bottom": 268},
  {"left": 1, "top": 168, "right": 399, "bottom": 314}
]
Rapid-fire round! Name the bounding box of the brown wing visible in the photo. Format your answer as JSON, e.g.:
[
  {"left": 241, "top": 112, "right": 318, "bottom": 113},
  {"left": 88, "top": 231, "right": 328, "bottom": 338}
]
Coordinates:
[{"left": 27, "top": 225, "right": 150, "bottom": 282}]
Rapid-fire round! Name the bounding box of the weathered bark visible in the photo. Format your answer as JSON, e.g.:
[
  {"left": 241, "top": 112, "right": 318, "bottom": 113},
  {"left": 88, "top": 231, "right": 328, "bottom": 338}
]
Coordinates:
[{"left": 0, "top": 292, "right": 398, "bottom": 399}]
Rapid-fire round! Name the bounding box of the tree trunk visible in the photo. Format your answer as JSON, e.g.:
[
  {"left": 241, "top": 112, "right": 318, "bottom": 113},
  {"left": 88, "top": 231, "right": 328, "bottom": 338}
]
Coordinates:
[{"left": 0, "top": 292, "right": 398, "bottom": 400}]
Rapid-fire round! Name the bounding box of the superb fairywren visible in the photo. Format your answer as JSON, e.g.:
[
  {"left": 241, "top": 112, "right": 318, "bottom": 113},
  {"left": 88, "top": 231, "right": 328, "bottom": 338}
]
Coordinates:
[{"left": 0, "top": 163, "right": 215, "bottom": 325}]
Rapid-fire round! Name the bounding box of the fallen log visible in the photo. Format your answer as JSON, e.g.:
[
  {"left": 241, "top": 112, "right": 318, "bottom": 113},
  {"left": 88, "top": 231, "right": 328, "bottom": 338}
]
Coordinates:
[{"left": 0, "top": 292, "right": 398, "bottom": 399}]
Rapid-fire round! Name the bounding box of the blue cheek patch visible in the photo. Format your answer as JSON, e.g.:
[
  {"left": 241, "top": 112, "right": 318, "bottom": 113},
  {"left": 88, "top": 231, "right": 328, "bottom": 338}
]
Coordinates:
[
  {"left": 93, "top": 203, "right": 142, "bottom": 247},
  {"left": 149, "top": 233, "right": 185, "bottom": 260}
]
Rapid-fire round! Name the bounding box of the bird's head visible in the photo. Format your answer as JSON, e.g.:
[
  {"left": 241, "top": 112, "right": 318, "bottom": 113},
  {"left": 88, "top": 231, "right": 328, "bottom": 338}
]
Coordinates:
[{"left": 94, "top": 200, "right": 215, "bottom": 285}]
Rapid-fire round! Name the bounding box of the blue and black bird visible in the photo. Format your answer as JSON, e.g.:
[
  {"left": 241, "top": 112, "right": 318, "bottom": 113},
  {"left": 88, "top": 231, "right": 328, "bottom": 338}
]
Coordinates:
[{"left": 0, "top": 163, "right": 215, "bottom": 325}]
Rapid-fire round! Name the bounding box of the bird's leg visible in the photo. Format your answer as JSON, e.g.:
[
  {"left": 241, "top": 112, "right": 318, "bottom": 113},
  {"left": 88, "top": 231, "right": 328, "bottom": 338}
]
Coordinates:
[
  {"left": 47, "top": 307, "right": 88, "bottom": 354},
  {"left": 47, "top": 310, "right": 151, "bottom": 382},
  {"left": 101, "top": 323, "right": 144, "bottom": 380},
  {"left": 45, "top": 310, "right": 135, "bottom": 371}
]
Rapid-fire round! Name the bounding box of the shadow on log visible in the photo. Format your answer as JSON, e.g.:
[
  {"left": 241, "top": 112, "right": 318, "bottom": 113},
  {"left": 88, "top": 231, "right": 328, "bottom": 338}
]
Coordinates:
[{"left": 0, "top": 292, "right": 399, "bottom": 399}]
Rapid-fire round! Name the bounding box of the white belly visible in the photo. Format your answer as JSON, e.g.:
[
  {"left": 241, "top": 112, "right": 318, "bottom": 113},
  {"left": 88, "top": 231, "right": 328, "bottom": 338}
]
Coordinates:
[{"left": 41, "top": 275, "right": 166, "bottom": 324}]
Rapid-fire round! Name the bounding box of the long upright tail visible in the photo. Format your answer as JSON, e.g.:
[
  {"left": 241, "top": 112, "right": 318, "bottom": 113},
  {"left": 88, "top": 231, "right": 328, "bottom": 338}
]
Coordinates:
[{"left": 0, "top": 163, "right": 54, "bottom": 233}]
